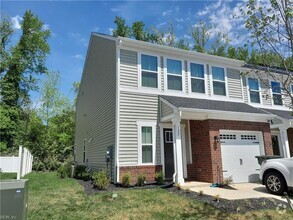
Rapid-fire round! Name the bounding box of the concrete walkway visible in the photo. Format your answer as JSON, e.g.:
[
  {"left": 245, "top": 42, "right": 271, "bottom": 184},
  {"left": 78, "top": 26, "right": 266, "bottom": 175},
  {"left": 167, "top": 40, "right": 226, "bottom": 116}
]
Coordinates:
[{"left": 181, "top": 182, "right": 293, "bottom": 203}]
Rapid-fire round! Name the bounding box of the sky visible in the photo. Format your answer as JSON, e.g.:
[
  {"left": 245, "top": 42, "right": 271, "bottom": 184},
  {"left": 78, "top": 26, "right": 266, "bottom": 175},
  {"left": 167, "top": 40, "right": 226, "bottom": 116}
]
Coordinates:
[{"left": 2, "top": 0, "right": 251, "bottom": 101}]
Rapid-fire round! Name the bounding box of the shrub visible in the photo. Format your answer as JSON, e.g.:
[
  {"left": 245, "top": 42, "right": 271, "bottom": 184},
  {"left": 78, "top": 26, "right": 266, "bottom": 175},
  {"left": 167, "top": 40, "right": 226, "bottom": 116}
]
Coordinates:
[
  {"left": 222, "top": 176, "right": 233, "bottom": 186},
  {"left": 92, "top": 170, "right": 110, "bottom": 190},
  {"left": 155, "top": 171, "right": 164, "bottom": 185},
  {"left": 57, "top": 162, "right": 71, "bottom": 178},
  {"left": 122, "top": 172, "right": 131, "bottom": 188},
  {"left": 136, "top": 174, "right": 146, "bottom": 186},
  {"left": 74, "top": 165, "right": 87, "bottom": 179}
]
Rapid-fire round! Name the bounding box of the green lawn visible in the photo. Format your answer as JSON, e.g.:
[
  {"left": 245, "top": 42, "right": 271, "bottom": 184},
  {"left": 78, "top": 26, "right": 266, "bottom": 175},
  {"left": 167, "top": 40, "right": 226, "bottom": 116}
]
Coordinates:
[
  {"left": 23, "top": 172, "right": 292, "bottom": 220},
  {"left": 0, "top": 172, "right": 17, "bottom": 180}
]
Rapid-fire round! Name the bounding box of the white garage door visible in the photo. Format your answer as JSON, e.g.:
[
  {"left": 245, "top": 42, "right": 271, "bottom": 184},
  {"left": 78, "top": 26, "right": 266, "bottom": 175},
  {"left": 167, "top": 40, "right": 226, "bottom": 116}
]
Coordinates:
[{"left": 220, "top": 131, "right": 263, "bottom": 183}]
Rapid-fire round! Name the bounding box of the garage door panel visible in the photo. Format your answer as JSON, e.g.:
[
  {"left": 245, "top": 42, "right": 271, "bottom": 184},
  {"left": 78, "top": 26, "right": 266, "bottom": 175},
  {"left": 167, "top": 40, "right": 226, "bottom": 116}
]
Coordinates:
[{"left": 220, "top": 131, "right": 262, "bottom": 183}]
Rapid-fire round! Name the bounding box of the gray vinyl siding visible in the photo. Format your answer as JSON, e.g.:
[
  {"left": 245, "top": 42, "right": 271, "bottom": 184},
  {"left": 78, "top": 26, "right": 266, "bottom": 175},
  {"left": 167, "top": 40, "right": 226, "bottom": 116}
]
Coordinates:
[
  {"left": 75, "top": 36, "right": 116, "bottom": 175},
  {"left": 161, "top": 56, "right": 164, "bottom": 91},
  {"left": 206, "top": 64, "right": 211, "bottom": 96},
  {"left": 227, "top": 68, "right": 242, "bottom": 99},
  {"left": 119, "top": 91, "right": 160, "bottom": 166},
  {"left": 242, "top": 76, "right": 248, "bottom": 103},
  {"left": 161, "top": 102, "right": 174, "bottom": 118},
  {"left": 120, "top": 49, "right": 138, "bottom": 88},
  {"left": 260, "top": 80, "right": 272, "bottom": 106},
  {"left": 184, "top": 61, "right": 188, "bottom": 93}
]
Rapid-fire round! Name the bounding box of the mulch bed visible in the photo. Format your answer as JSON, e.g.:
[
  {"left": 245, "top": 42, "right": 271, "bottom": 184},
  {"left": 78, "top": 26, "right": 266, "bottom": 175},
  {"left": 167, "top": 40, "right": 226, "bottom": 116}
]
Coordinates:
[{"left": 77, "top": 179, "right": 292, "bottom": 214}]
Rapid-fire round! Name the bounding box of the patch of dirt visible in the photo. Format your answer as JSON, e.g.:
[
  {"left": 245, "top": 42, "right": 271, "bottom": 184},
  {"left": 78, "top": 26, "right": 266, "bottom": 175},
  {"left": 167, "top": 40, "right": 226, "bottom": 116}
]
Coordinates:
[
  {"left": 77, "top": 179, "right": 172, "bottom": 195},
  {"left": 77, "top": 179, "right": 292, "bottom": 213},
  {"left": 166, "top": 186, "right": 292, "bottom": 213}
]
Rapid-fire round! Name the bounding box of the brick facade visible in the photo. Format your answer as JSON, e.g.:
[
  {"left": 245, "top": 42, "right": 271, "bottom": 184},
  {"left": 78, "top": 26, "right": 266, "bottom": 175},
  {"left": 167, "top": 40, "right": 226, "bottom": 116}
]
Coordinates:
[
  {"left": 119, "top": 165, "right": 162, "bottom": 184},
  {"left": 187, "top": 119, "right": 273, "bottom": 183},
  {"left": 287, "top": 128, "right": 293, "bottom": 157}
]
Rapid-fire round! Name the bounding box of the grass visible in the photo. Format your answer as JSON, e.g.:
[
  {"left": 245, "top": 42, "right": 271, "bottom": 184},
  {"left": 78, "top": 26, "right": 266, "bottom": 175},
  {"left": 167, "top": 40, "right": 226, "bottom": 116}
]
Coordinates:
[
  {"left": 23, "top": 172, "right": 293, "bottom": 220},
  {"left": 0, "top": 172, "right": 17, "bottom": 180}
]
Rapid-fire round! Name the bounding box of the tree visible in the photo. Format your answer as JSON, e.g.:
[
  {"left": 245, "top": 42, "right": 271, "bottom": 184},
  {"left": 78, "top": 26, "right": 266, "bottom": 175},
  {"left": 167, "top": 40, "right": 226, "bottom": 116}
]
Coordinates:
[
  {"left": 176, "top": 38, "right": 190, "bottom": 50},
  {"left": 243, "top": 0, "right": 293, "bottom": 106},
  {"left": 0, "top": 10, "right": 50, "bottom": 148},
  {"left": 132, "top": 21, "right": 146, "bottom": 41},
  {"left": 191, "top": 20, "right": 211, "bottom": 53},
  {"left": 112, "top": 16, "right": 131, "bottom": 37}
]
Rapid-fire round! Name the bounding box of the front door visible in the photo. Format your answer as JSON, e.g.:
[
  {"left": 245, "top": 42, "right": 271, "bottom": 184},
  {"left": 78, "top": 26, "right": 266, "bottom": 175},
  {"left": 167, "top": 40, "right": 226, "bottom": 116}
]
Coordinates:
[{"left": 164, "top": 129, "right": 174, "bottom": 179}]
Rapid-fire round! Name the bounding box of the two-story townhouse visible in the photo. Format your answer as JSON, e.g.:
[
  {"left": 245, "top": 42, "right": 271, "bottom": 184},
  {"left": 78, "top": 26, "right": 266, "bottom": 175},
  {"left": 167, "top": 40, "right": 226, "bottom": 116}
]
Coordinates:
[{"left": 74, "top": 33, "right": 293, "bottom": 184}]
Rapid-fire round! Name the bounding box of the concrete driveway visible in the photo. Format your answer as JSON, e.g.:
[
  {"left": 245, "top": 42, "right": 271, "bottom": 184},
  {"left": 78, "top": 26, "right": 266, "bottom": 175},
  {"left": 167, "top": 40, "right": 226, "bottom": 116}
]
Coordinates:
[{"left": 181, "top": 182, "right": 293, "bottom": 203}]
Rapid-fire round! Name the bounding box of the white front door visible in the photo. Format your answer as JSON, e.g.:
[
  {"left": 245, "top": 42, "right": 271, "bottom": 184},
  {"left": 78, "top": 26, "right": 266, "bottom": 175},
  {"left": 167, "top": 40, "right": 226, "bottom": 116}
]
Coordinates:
[{"left": 220, "top": 131, "right": 264, "bottom": 183}]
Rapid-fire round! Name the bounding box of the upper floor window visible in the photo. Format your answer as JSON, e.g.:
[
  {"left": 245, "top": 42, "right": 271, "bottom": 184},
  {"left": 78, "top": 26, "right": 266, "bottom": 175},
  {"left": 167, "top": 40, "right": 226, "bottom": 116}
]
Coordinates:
[
  {"left": 248, "top": 78, "right": 260, "bottom": 103},
  {"left": 212, "top": 66, "right": 226, "bottom": 96},
  {"left": 167, "top": 59, "right": 182, "bottom": 91},
  {"left": 190, "top": 63, "right": 205, "bottom": 93},
  {"left": 141, "top": 54, "right": 158, "bottom": 88},
  {"left": 291, "top": 84, "right": 293, "bottom": 93},
  {"left": 271, "top": 81, "right": 282, "bottom": 105}
]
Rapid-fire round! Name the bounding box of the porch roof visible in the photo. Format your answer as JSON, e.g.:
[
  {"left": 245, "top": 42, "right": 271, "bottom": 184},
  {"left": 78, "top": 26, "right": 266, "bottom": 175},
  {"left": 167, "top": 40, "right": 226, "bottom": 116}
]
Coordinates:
[
  {"left": 260, "top": 108, "right": 293, "bottom": 120},
  {"left": 161, "top": 95, "right": 268, "bottom": 115}
]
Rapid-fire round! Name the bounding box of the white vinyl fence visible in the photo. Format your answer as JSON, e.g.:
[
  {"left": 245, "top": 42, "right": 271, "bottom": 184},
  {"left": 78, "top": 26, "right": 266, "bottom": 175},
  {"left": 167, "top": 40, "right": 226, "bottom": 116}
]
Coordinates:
[{"left": 0, "top": 146, "right": 33, "bottom": 179}]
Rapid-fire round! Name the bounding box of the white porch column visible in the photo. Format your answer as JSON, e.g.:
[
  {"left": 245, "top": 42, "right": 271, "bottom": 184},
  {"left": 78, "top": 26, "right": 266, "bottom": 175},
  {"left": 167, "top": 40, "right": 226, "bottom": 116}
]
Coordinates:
[
  {"left": 279, "top": 125, "right": 291, "bottom": 158},
  {"left": 172, "top": 115, "right": 184, "bottom": 184}
]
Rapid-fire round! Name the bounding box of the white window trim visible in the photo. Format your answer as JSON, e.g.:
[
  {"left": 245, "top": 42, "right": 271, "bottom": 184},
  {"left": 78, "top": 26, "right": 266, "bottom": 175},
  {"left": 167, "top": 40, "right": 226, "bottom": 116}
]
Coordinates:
[
  {"left": 136, "top": 121, "right": 157, "bottom": 165},
  {"left": 187, "top": 61, "right": 208, "bottom": 96},
  {"left": 138, "top": 52, "right": 161, "bottom": 92},
  {"left": 246, "top": 77, "right": 262, "bottom": 105},
  {"left": 270, "top": 80, "right": 284, "bottom": 107},
  {"left": 164, "top": 57, "right": 185, "bottom": 93},
  {"left": 209, "top": 65, "right": 229, "bottom": 97}
]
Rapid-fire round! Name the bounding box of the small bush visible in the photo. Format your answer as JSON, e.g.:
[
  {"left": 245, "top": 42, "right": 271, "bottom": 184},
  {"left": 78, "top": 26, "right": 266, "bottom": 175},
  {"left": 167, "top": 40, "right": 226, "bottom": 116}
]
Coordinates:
[
  {"left": 74, "top": 165, "right": 87, "bottom": 179},
  {"left": 136, "top": 174, "right": 146, "bottom": 186},
  {"left": 222, "top": 176, "right": 233, "bottom": 186},
  {"left": 57, "top": 162, "right": 71, "bottom": 178},
  {"left": 155, "top": 171, "right": 164, "bottom": 185},
  {"left": 213, "top": 194, "right": 220, "bottom": 202},
  {"left": 92, "top": 170, "right": 110, "bottom": 190},
  {"left": 122, "top": 172, "right": 131, "bottom": 188},
  {"left": 199, "top": 190, "right": 204, "bottom": 196}
]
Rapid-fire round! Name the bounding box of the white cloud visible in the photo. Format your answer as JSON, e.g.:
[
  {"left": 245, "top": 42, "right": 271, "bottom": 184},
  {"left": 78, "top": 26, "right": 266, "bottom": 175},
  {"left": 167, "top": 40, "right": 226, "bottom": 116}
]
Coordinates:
[
  {"left": 68, "top": 32, "right": 88, "bottom": 47},
  {"left": 42, "top": 24, "right": 50, "bottom": 31},
  {"left": 11, "top": 15, "right": 22, "bottom": 30},
  {"left": 92, "top": 27, "right": 100, "bottom": 32},
  {"left": 175, "top": 17, "right": 184, "bottom": 22},
  {"left": 156, "top": 22, "right": 167, "bottom": 28},
  {"left": 111, "top": 8, "right": 120, "bottom": 12},
  {"left": 72, "top": 54, "right": 84, "bottom": 60},
  {"left": 162, "top": 9, "right": 172, "bottom": 16},
  {"left": 108, "top": 28, "right": 114, "bottom": 35}
]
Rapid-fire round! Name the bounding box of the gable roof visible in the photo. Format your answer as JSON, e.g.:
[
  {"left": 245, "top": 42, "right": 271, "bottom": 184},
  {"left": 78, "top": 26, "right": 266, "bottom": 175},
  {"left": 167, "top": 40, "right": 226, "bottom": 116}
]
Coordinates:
[
  {"left": 161, "top": 95, "right": 268, "bottom": 115},
  {"left": 260, "top": 108, "right": 293, "bottom": 120}
]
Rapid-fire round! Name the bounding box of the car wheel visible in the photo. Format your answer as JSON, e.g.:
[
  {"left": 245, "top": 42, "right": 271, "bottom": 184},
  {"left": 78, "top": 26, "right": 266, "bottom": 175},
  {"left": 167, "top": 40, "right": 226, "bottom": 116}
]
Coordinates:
[{"left": 264, "top": 171, "right": 287, "bottom": 195}]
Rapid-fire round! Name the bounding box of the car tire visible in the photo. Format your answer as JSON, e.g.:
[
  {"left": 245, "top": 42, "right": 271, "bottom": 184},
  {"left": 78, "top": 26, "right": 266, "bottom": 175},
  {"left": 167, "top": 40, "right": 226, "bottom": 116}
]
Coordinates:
[{"left": 264, "top": 171, "right": 287, "bottom": 195}]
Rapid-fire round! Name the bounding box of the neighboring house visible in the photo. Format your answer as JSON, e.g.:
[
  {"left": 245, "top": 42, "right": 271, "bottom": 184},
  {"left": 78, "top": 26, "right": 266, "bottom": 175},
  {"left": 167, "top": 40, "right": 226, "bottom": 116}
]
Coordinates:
[{"left": 74, "top": 33, "right": 293, "bottom": 184}]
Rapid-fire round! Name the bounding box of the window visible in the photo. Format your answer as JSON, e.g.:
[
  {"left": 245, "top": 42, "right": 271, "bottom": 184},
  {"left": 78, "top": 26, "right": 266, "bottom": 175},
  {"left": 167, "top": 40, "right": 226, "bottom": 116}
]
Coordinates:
[
  {"left": 141, "top": 54, "right": 158, "bottom": 88},
  {"left": 83, "top": 139, "right": 86, "bottom": 163},
  {"left": 137, "top": 121, "right": 156, "bottom": 164},
  {"left": 164, "top": 130, "right": 173, "bottom": 143},
  {"left": 167, "top": 59, "right": 182, "bottom": 91},
  {"left": 291, "top": 84, "right": 293, "bottom": 93},
  {"left": 271, "top": 81, "right": 282, "bottom": 105},
  {"left": 212, "top": 66, "right": 226, "bottom": 96},
  {"left": 190, "top": 63, "right": 205, "bottom": 93},
  {"left": 248, "top": 78, "right": 260, "bottom": 103}
]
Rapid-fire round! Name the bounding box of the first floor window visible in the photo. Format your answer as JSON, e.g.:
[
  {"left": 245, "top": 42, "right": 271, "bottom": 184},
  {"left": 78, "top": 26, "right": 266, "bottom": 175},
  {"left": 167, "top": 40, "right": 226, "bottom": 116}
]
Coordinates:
[
  {"left": 83, "top": 139, "right": 86, "bottom": 163},
  {"left": 141, "top": 127, "right": 153, "bottom": 163},
  {"left": 248, "top": 78, "right": 260, "bottom": 103},
  {"left": 271, "top": 81, "right": 282, "bottom": 105},
  {"left": 137, "top": 121, "right": 156, "bottom": 164},
  {"left": 212, "top": 66, "right": 226, "bottom": 96}
]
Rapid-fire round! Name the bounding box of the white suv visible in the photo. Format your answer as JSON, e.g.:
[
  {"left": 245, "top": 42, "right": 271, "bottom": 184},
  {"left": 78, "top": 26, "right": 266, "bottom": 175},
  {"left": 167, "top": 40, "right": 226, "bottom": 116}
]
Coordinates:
[{"left": 259, "top": 157, "right": 293, "bottom": 195}]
